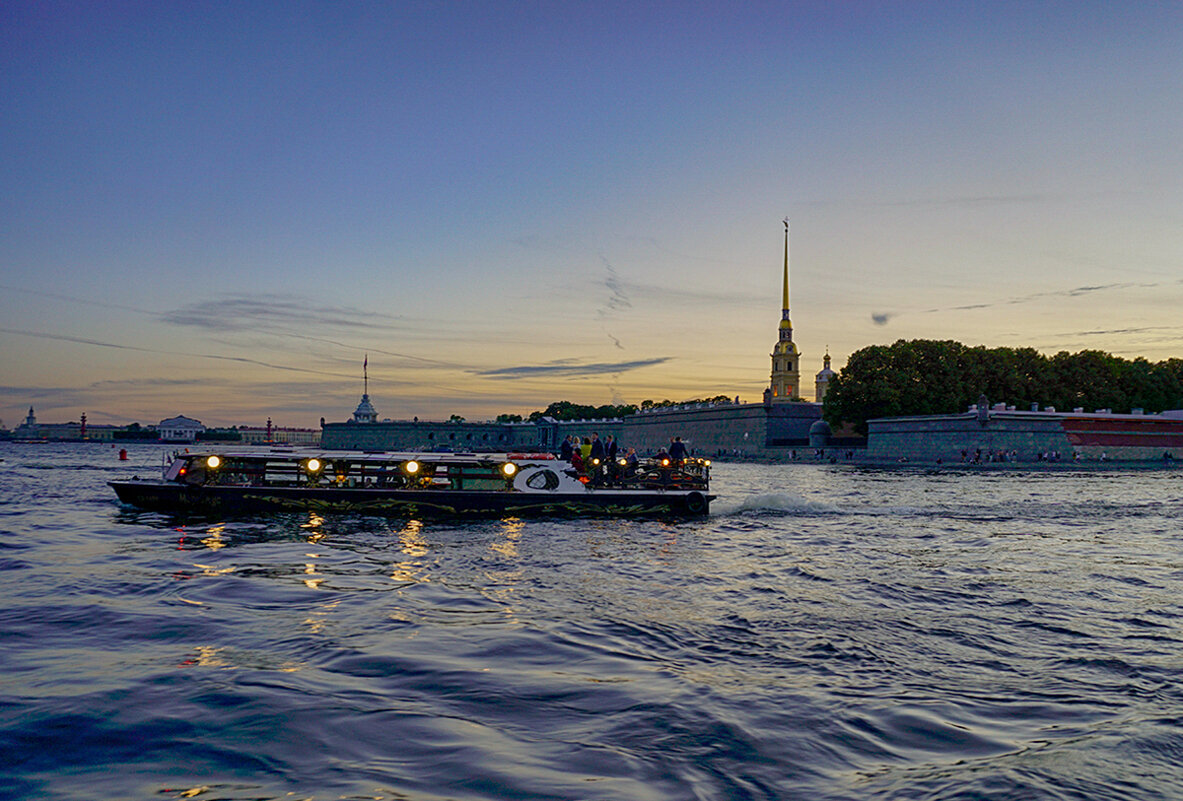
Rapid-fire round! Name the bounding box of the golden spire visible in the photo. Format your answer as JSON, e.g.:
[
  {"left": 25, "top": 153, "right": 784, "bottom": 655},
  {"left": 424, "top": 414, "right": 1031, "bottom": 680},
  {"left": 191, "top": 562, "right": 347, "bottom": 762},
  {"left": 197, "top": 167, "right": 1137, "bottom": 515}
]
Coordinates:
[{"left": 780, "top": 217, "right": 792, "bottom": 330}]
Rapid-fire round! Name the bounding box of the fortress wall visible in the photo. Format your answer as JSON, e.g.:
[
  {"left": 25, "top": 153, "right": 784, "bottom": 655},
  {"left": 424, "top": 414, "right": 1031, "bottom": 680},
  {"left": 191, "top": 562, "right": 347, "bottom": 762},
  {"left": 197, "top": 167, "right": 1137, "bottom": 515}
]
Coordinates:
[
  {"left": 320, "top": 404, "right": 827, "bottom": 460},
  {"left": 621, "top": 403, "right": 821, "bottom": 457},
  {"left": 866, "top": 413, "right": 1183, "bottom": 463},
  {"left": 866, "top": 415, "right": 1073, "bottom": 462},
  {"left": 321, "top": 421, "right": 531, "bottom": 451},
  {"left": 764, "top": 403, "right": 826, "bottom": 447},
  {"left": 623, "top": 405, "right": 768, "bottom": 456}
]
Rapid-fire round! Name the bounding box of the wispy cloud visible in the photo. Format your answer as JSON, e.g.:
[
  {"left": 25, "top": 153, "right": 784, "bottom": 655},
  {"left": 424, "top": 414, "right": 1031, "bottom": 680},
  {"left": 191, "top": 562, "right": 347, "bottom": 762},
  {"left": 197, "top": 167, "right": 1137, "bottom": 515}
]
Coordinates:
[
  {"left": 0, "top": 286, "right": 453, "bottom": 367},
  {"left": 0, "top": 327, "right": 155, "bottom": 353},
  {"left": 601, "top": 259, "right": 632, "bottom": 314},
  {"left": 0, "top": 284, "right": 155, "bottom": 315},
  {"left": 1053, "top": 325, "right": 1183, "bottom": 338},
  {"left": 88, "top": 377, "right": 209, "bottom": 388},
  {"left": 0, "top": 326, "right": 351, "bottom": 378},
  {"left": 872, "top": 281, "right": 1169, "bottom": 326},
  {"left": 159, "top": 294, "right": 406, "bottom": 333},
  {"left": 474, "top": 357, "right": 672, "bottom": 379},
  {"left": 797, "top": 189, "right": 1130, "bottom": 210}
]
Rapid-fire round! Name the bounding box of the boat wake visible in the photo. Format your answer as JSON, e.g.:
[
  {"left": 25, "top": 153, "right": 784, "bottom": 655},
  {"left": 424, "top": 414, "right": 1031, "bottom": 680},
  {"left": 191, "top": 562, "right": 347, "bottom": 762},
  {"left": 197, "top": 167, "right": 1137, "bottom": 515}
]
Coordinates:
[{"left": 713, "top": 492, "right": 841, "bottom": 516}]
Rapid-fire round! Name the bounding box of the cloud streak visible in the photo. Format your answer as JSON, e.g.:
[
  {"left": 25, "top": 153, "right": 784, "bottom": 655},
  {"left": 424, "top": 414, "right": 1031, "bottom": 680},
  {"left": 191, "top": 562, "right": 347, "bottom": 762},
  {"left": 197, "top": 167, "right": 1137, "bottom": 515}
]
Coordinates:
[
  {"left": 872, "top": 280, "right": 1172, "bottom": 326},
  {"left": 474, "top": 357, "right": 672, "bottom": 379},
  {"left": 0, "top": 326, "right": 351, "bottom": 378},
  {"left": 159, "top": 294, "right": 406, "bottom": 333},
  {"left": 0, "top": 285, "right": 462, "bottom": 369},
  {"left": 798, "top": 189, "right": 1134, "bottom": 211},
  {"left": 601, "top": 259, "right": 632, "bottom": 314}
]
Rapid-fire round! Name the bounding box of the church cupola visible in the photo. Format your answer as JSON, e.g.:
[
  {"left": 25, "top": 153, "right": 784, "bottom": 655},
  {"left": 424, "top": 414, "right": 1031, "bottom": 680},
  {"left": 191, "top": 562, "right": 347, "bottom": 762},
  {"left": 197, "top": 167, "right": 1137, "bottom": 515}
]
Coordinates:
[
  {"left": 815, "top": 349, "right": 836, "bottom": 402},
  {"left": 769, "top": 219, "right": 801, "bottom": 402}
]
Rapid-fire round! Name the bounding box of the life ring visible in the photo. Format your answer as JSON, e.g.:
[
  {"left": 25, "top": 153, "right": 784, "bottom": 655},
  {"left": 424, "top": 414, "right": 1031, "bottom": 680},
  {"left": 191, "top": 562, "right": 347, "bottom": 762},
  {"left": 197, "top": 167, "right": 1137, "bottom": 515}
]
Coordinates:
[{"left": 685, "top": 491, "right": 708, "bottom": 514}]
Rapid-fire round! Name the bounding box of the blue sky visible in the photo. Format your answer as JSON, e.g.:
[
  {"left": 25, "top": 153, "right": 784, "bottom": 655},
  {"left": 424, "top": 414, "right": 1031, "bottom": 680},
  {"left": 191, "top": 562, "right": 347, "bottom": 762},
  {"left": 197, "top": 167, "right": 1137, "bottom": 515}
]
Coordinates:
[{"left": 2, "top": 1, "right": 1180, "bottom": 428}]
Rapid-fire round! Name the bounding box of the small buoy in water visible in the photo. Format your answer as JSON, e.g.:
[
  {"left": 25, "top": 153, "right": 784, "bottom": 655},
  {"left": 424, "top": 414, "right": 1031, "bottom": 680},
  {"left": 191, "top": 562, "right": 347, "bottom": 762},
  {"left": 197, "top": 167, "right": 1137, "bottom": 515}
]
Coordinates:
[{"left": 119, "top": 449, "right": 128, "bottom": 461}]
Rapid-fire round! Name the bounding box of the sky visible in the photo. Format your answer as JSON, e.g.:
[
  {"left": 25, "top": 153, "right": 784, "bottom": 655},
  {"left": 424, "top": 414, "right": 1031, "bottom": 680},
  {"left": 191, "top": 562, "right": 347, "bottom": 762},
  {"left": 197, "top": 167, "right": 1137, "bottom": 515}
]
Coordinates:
[{"left": 2, "top": 0, "right": 1180, "bottom": 429}]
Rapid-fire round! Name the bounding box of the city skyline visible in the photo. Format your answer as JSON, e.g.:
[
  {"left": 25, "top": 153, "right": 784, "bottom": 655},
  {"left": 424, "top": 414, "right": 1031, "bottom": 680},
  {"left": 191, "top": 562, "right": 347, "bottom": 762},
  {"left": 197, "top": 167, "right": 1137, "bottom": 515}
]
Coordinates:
[{"left": 3, "top": 1, "right": 1181, "bottom": 429}]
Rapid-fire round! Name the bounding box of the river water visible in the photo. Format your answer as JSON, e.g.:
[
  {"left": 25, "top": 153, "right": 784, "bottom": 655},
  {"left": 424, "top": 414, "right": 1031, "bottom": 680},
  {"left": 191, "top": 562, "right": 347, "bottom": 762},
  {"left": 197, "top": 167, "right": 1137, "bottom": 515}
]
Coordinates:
[{"left": 2, "top": 442, "right": 1181, "bottom": 800}]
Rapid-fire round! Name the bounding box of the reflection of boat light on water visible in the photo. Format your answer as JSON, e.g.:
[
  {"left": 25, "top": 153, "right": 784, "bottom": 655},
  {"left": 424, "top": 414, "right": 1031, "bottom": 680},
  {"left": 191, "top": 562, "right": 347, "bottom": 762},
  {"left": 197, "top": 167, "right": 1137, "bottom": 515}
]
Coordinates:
[{"left": 110, "top": 448, "right": 714, "bottom": 517}]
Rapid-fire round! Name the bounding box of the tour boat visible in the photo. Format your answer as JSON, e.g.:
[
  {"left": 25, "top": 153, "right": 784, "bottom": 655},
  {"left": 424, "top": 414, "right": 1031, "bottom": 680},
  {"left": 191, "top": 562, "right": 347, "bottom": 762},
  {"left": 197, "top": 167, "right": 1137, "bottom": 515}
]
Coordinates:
[{"left": 110, "top": 448, "right": 713, "bottom": 517}]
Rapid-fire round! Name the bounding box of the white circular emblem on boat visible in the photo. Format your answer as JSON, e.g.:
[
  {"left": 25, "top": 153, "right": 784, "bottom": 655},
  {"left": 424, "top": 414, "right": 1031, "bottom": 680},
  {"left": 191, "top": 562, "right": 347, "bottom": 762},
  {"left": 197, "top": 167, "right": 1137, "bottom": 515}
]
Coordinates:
[{"left": 523, "top": 468, "right": 560, "bottom": 491}]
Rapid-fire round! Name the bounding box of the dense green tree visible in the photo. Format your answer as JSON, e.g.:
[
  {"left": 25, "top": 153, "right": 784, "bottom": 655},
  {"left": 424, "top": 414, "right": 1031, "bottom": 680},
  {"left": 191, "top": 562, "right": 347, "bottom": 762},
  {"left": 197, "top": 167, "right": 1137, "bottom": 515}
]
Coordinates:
[
  {"left": 525, "top": 401, "right": 638, "bottom": 422},
  {"left": 513, "top": 396, "right": 738, "bottom": 422},
  {"left": 823, "top": 339, "right": 1183, "bottom": 435}
]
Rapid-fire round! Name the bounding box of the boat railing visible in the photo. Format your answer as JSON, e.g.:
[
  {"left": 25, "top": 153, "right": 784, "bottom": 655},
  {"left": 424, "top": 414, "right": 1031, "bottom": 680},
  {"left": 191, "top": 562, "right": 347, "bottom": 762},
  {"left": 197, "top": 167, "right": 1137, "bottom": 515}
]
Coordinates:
[{"left": 170, "top": 452, "right": 708, "bottom": 493}]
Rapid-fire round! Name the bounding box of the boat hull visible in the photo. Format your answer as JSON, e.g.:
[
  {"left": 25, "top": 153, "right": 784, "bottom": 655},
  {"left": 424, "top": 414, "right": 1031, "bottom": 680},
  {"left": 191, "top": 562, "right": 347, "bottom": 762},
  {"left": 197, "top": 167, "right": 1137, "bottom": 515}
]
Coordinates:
[{"left": 109, "top": 480, "right": 713, "bottom": 518}]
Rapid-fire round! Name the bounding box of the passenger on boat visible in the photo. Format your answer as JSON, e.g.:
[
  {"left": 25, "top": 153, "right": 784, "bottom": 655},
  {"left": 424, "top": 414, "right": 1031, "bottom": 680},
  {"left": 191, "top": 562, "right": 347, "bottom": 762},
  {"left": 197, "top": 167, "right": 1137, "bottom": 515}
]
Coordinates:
[
  {"left": 669, "top": 437, "right": 688, "bottom": 464},
  {"left": 590, "top": 434, "right": 605, "bottom": 461}
]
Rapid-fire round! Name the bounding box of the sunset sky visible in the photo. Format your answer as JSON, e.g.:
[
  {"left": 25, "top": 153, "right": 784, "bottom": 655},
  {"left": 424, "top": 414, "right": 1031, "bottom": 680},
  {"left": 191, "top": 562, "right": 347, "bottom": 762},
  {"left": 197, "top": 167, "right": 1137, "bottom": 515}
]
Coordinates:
[{"left": 3, "top": 1, "right": 1180, "bottom": 429}]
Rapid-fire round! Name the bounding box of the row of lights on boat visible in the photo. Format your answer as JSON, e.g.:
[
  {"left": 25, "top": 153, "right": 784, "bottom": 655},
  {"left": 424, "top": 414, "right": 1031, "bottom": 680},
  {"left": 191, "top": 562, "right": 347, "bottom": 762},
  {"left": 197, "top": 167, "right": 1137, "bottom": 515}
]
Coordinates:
[
  {"left": 200, "top": 455, "right": 707, "bottom": 475},
  {"left": 201, "top": 455, "right": 520, "bottom": 477}
]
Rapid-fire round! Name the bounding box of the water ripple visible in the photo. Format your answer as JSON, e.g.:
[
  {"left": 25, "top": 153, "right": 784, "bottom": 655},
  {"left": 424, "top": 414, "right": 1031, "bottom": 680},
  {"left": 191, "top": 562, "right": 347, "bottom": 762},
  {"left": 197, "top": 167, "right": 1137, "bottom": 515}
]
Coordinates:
[{"left": 1, "top": 444, "right": 1182, "bottom": 799}]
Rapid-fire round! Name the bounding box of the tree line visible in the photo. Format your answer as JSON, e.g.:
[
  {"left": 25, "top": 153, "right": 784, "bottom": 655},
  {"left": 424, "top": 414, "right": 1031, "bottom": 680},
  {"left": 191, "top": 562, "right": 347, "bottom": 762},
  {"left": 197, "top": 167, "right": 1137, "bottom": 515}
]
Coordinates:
[
  {"left": 822, "top": 339, "right": 1183, "bottom": 435},
  {"left": 493, "top": 396, "right": 737, "bottom": 423}
]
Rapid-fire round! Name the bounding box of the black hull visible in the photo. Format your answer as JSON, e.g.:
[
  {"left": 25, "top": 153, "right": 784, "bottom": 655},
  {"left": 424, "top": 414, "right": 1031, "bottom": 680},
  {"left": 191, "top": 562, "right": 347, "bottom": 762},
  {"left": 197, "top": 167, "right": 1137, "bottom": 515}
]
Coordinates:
[{"left": 109, "top": 480, "right": 712, "bottom": 518}]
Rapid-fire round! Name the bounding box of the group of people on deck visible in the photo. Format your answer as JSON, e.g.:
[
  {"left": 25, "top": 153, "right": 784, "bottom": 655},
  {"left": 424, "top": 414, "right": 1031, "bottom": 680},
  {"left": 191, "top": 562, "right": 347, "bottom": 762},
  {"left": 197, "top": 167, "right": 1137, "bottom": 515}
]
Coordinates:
[
  {"left": 559, "top": 433, "right": 630, "bottom": 475},
  {"left": 558, "top": 433, "right": 689, "bottom": 477}
]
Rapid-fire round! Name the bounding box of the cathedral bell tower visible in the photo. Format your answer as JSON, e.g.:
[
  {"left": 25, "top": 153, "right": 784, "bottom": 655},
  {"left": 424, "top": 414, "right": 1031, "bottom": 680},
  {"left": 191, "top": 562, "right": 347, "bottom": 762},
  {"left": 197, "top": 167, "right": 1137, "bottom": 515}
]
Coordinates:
[{"left": 768, "top": 219, "right": 801, "bottom": 402}]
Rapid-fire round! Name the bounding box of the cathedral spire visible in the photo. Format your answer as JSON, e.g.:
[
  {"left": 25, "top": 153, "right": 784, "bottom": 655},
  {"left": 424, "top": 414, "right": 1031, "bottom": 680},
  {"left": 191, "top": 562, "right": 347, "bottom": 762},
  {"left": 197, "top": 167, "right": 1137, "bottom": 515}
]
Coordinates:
[
  {"left": 782, "top": 217, "right": 790, "bottom": 316},
  {"left": 352, "top": 355, "right": 377, "bottom": 423},
  {"left": 768, "top": 218, "right": 801, "bottom": 403}
]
